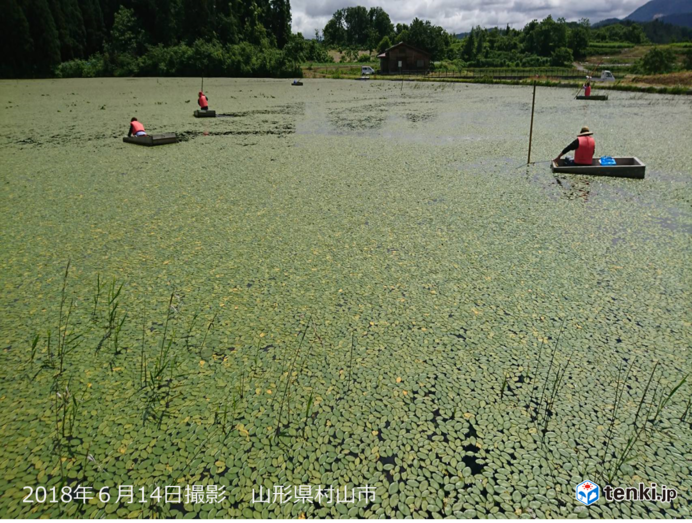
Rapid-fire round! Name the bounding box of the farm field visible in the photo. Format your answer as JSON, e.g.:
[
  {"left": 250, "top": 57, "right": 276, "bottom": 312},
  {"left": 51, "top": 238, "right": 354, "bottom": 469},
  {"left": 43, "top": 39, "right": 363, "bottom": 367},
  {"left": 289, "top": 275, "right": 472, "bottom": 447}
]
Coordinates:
[{"left": 0, "top": 78, "right": 690, "bottom": 518}]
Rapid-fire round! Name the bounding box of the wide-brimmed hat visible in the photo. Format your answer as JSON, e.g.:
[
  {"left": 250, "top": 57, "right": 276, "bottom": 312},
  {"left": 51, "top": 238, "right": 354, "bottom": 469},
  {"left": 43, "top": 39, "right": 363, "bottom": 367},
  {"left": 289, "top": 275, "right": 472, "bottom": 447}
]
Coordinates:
[{"left": 578, "top": 126, "right": 593, "bottom": 136}]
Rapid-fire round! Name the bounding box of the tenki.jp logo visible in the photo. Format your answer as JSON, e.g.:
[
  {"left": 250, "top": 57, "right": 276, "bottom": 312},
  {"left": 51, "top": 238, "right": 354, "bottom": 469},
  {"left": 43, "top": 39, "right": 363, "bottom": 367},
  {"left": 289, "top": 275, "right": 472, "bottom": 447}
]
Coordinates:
[{"left": 576, "top": 480, "right": 600, "bottom": 506}]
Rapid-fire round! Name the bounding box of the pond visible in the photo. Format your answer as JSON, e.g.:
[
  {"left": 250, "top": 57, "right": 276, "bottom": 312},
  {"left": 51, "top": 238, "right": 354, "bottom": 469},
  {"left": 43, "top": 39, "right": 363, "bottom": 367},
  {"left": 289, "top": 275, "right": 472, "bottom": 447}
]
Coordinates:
[{"left": 0, "top": 78, "right": 690, "bottom": 518}]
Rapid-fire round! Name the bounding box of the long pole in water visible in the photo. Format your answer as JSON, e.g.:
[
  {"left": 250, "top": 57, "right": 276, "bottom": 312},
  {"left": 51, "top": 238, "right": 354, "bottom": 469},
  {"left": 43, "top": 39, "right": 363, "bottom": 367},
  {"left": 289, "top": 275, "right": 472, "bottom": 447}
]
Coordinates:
[
  {"left": 527, "top": 81, "right": 536, "bottom": 165},
  {"left": 574, "top": 76, "right": 587, "bottom": 97},
  {"left": 201, "top": 77, "right": 204, "bottom": 93}
]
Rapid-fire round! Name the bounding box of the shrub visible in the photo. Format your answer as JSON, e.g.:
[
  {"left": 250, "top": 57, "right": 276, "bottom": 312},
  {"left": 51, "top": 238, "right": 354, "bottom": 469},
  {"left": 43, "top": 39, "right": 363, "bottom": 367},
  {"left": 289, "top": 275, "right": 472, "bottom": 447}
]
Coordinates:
[
  {"left": 56, "top": 41, "right": 302, "bottom": 78},
  {"left": 378, "top": 36, "right": 392, "bottom": 53},
  {"left": 550, "top": 47, "right": 573, "bottom": 66},
  {"left": 683, "top": 50, "right": 692, "bottom": 71},
  {"left": 635, "top": 47, "right": 676, "bottom": 74},
  {"left": 358, "top": 54, "right": 371, "bottom": 62},
  {"left": 55, "top": 55, "right": 106, "bottom": 78}
]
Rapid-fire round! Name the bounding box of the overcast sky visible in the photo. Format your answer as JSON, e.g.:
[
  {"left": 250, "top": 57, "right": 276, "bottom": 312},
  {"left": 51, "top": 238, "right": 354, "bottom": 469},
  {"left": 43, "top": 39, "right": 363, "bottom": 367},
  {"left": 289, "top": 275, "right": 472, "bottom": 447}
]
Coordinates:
[{"left": 291, "top": 0, "right": 650, "bottom": 36}]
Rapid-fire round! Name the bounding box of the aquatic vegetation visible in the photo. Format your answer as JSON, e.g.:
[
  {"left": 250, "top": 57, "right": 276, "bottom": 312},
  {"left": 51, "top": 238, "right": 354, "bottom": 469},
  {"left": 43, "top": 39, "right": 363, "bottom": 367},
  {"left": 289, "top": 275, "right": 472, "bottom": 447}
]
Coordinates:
[{"left": 0, "top": 78, "right": 690, "bottom": 518}]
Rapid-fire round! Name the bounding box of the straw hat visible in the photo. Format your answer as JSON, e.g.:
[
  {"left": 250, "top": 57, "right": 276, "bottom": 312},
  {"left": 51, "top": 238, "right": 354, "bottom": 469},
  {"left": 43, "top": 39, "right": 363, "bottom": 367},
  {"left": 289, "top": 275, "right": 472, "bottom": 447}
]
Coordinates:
[{"left": 578, "top": 126, "right": 593, "bottom": 136}]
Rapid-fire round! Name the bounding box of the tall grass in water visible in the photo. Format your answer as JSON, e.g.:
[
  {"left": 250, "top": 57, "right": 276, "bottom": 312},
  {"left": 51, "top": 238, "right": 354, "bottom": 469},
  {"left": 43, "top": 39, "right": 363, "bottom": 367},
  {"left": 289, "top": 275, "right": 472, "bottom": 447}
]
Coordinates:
[
  {"left": 139, "top": 294, "right": 184, "bottom": 427},
  {"left": 275, "top": 318, "right": 311, "bottom": 440}
]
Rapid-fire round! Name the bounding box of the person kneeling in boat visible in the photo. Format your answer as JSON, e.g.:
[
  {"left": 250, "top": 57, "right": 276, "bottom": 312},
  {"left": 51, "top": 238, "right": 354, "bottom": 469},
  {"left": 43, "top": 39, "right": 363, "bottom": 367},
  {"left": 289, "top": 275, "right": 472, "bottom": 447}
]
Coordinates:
[
  {"left": 128, "top": 117, "right": 147, "bottom": 137},
  {"left": 583, "top": 81, "right": 592, "bottom": 97},
  {"left": 198, "top": 91, "right": 209, "bottom": 111},
  {"left": 554, "top": 126, "right": 595, "bottom": 166}
]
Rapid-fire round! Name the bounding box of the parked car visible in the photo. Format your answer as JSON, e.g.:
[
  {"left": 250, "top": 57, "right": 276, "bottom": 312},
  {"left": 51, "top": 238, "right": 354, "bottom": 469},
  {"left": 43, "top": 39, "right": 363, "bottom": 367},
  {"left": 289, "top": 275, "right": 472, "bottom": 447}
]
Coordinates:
[
  {"left": 592, "top": 70, "right": 616, "bottom": 82},
  {"left": 361, "top": 66, "right": 375, "bottom": 76}
]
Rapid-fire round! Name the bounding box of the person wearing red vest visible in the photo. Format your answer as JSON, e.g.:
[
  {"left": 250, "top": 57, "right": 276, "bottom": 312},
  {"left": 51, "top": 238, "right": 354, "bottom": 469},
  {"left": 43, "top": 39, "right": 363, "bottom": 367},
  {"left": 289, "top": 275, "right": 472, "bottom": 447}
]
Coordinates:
[
  {"left": 583, "top": 81, "right": 592, "bottom": 97},
  {"left": 198, "top": 91, "right": 209, "bottom": 111},
  {"left": 554, "top": 126, "right": 595, "bottom": 166},
  {"left": 128, "top": 117, "right": 147, "bottom": 137}
]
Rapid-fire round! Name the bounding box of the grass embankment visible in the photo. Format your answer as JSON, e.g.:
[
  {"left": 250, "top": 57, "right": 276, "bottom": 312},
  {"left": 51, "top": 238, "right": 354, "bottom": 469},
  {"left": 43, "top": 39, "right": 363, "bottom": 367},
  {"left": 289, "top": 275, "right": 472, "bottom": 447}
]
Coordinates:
[{"left": 303, "top": 43, "right": 692, "bottom": 95}]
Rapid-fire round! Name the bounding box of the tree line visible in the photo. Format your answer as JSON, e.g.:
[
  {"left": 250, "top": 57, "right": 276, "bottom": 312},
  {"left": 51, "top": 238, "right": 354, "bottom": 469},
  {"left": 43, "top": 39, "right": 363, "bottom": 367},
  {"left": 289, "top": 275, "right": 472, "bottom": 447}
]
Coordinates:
[
  {"left": 321, "top": 7, "right": 692, "bottom": 69},
  {"left": 0, "top": 0, "right": 308, "bottom": 78},
  {"left": 2, "top": 0, "right": 691, "bottom": 78}
]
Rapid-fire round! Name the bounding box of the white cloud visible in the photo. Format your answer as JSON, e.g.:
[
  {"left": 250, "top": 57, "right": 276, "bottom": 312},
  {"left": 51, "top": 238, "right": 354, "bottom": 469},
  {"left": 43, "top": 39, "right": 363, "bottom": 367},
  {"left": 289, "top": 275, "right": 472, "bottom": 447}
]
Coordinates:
[{"left": 290, "top": 0, "right": 649, "bottom": 35}]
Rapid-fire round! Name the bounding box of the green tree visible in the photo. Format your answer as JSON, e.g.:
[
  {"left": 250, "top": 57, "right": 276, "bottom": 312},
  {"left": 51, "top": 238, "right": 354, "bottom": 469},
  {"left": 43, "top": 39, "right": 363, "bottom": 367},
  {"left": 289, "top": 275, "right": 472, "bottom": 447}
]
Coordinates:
[
  {"left": 683, "top": 49, "right": 692, "bottom": 71},
  {"left": 78, "top": 0, "right": 104, "bottom": 56},
  {"left": 304, "top": 38, "right": 330, "bottom": 62},
  {"left": 48, "top": 0, "right": 86, "bottom": 61},
  {"left": 369, "top": 7, "right": 393, "bottom": 42},
  {"left": 269, "top": 0, "right": 291, "bottom": 48},
  {"left": 460, "top": 31, "right": 476, "bottom": 61},
  {"left": 624, "top": 24, "right": 646, "bottom": 44},
  {"left": 474, "top": 28, "right": 486, "bottom": 57},
  {"left": 153, "top": 0, "right": 177, "bottom": 46},
  {"left": 401, "top": 18, "right": 451, "bottom": 60},
  {"left": 182, "top": 0, "right": 211, "bottom": 43},
  {"left": 637, "top": 47, "right": 676, "bottom": 74},
  {"left": 568, "top": 25, "right": 589, "bottom": 60},
  {"left": 22, "top": 0, "right": 61, "bottom": 74},
  {"left": 378, "top": 35, "right": 392, "bottom": 53},
  {"left": 242, "top": 1, "right": 270, "bottom": 46},
  {"left": 103, "top": 5, "right": 145, "bottom": 75},
  {"left": 323, "top": 10, "right": 346, "bottom": 46},
  {"left": 523, "top": 16, "right": 567, "bottom": 57},
  {"left": 283, "top": 32, "right": 305, "bottom": 64},
  {"left": 550, "top": 46, "right": 573, "bottom": 66},
  {"left": 0, "top": 0, "right": 34, "bottom": 76},
  {"left": 106, "top": 6, "right": 145, "bottom": 56},
  {"left": 344, "top": 6, "right": 369, "bottom": 46}
]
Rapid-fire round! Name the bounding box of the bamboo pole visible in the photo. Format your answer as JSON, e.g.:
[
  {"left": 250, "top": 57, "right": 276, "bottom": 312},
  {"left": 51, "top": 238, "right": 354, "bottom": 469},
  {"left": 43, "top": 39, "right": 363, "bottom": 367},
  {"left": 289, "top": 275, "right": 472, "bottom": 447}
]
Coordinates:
[{"left": 527, "top": 81, "right": 537, "bottom": 165}]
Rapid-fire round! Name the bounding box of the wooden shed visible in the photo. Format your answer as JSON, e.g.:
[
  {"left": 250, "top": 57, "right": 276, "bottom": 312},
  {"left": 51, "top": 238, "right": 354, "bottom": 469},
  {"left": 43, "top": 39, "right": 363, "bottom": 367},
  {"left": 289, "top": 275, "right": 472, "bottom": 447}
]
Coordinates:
[{"left": 377, "top": 42, "right": 431, "bottom": 74}]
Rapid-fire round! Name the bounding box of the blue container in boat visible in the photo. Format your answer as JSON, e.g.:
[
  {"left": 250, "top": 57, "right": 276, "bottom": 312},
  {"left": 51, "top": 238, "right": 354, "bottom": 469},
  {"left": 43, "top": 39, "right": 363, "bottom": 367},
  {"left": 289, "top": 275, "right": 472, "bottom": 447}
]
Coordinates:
[{"left": 600, "top": 156, "right": 616, "bottom": 166}]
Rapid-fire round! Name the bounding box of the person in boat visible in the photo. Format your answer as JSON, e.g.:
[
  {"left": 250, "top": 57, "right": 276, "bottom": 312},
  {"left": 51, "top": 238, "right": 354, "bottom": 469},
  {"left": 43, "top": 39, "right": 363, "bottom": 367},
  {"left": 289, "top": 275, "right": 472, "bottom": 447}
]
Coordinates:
[
  {"left": 198, "top": 91, "right": 209, "bottom": 111},
  {"left": 128, "top": 117, "right": 147, "bottom": 137},
  {"left": 583, "top": 81, "right": 592, "bottom": 97},
  {"left": 554, "top": 126, "right": 595, "bottom": 166}
]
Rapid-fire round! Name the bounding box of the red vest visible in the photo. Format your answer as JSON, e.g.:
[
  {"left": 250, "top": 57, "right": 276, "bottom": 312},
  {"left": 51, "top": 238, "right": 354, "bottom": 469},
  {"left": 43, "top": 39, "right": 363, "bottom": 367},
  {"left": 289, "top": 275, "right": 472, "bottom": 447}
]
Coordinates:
[
  {"left": 131, "top": 121, "right": 145, "bottom": 133},
  {"left": 198, "top": 95, "right": 208, "bottom": 108},
  {"left": 575, "top": 136, "right": 595, "bottom": 165},
  {"left": 585, "top": 85, "right": 591, "bottom": 96}
]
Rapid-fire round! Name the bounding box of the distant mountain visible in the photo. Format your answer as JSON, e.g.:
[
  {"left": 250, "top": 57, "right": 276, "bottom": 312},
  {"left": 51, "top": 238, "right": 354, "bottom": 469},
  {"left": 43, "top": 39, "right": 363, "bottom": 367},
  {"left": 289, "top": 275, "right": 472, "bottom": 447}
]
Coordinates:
[
  {"left": 594, "top": 0, "right": 692, "bottom": 29},
  {"left": 658, "top": 12, "right": 692, "bottom": 27},
  {"left": 626, "top": 0, "right": 691, "bottom": 22}
]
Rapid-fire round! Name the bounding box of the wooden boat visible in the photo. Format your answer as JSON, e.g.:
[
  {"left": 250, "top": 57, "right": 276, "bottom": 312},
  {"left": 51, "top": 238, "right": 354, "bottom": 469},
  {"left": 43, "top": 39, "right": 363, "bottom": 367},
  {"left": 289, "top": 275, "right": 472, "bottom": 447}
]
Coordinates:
[
  {"left": 123, "top": 133, "right": 178, "bottom": 146},
  {"left": 576, "top": 95, "right": 608, "bottom": 101},
  {"left": 291, "top": 81, "right": 303, "bottom": 86},
  {"left": 194, "top": 109, "right": 216, "bottom": 118},
  {"left": 551, "top": 157, "right": 645, "bottom": 179}
]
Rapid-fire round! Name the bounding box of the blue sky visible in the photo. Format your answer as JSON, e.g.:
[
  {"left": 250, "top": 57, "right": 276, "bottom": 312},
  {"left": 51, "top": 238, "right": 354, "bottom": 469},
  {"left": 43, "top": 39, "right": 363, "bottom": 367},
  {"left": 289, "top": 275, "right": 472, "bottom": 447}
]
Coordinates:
[{"left": 291, "top": 0, "right": 650, "bottom": 35}]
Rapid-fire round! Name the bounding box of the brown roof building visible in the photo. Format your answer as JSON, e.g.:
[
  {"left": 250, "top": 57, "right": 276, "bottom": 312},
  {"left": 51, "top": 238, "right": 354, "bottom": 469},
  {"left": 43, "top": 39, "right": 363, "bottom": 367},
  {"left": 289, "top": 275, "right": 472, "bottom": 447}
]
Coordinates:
[{"left": 377, "top": 42, "right": 431, "bottom": 74}]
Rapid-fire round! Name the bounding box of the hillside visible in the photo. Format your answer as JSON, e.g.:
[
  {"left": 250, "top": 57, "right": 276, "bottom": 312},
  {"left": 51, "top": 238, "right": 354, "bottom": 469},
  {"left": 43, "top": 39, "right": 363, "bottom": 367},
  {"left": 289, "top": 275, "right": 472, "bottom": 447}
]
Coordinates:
[
  {"left": 659, "top": 12, "right": 692, "bottom": 27},
  {"left": 626, "top": 0, "right": 692, "bottom": 21},
  {"left": 596, "top": 0, "right": 692, "bottom": 29}
]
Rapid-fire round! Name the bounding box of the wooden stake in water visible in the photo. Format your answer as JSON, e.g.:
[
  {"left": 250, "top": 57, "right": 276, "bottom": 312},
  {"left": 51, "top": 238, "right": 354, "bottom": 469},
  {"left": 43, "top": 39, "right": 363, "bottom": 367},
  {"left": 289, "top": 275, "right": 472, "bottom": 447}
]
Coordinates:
[
  {"left": 201, "top": 77, "right": 204, "bottom": 93},
  {"left": 527, "top": 81, "right": 536, "bottom": 165}
]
